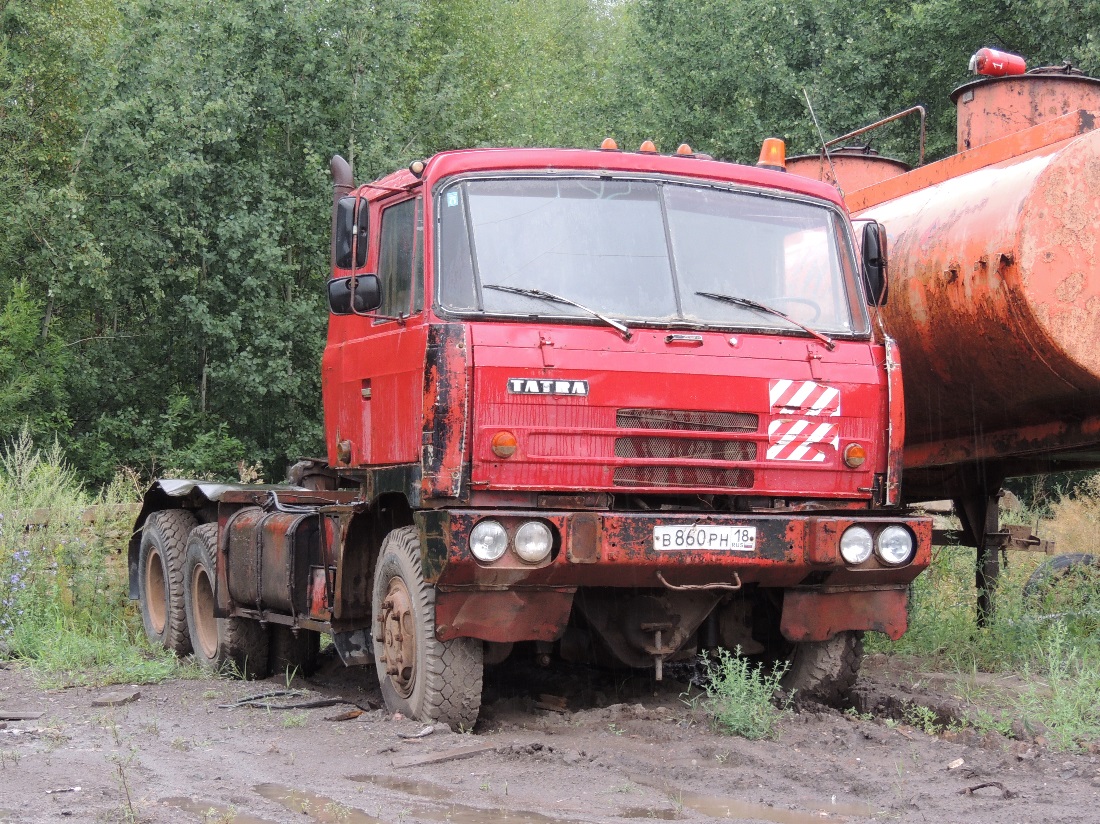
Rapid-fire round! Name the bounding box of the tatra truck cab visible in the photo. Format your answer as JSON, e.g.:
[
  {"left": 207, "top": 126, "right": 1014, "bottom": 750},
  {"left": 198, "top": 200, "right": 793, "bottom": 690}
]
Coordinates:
[{"left": 131, "top": 141, "right": 932, "bottom": 727}]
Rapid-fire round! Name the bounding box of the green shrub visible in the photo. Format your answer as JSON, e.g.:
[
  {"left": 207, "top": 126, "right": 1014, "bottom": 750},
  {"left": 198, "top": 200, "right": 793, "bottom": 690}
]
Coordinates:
[
  {"left": 0, "top": 429, "right": 186, "bottom": 686},
  {"left": 698, "top": 646, "right": 791, "bottom": 740}
]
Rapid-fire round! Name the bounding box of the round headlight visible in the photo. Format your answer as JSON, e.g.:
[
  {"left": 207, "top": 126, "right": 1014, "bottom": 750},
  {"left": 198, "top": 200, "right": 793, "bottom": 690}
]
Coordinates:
[
  {"left": 470, "top": 519, "right": 508, "bottom": 563},
  {"left": 514, "top": 521, "right": 553, "bottom": 564},
  {"left": 876, "top": 525, "right": 914, "bottom": 566},
  {"left": 840, "top": 526, "right": 873, "bottom": 565}
]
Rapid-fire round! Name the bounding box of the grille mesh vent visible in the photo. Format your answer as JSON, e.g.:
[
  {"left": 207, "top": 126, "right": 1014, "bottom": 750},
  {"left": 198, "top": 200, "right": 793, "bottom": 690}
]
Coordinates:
[
  {"left": 616, "top": 409, "right": 758, "bottom": 433},
  {"left": 613, "top": 466, "right": 755, "bottom": 489},
  {"left": 614, "top": 437, "right": 757, "bottom": 462}
]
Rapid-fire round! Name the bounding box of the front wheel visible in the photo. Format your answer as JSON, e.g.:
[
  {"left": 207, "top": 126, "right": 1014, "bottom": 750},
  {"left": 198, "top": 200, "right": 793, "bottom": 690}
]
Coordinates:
[
  {"left": 372, "top": 526, "right": 483, "bottom": 728},
  {"left": 780, "top": 630, "right": 863, "bottom": 704},
  {"left": 182, "top": 524, "right": 270, "bottom": 679}
]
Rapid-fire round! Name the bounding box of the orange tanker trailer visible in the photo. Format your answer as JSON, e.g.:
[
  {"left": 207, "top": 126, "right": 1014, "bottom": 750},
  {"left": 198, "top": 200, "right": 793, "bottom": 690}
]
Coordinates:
[{"left": 790, "top": 56, "right": 1100, "bottom": 616}]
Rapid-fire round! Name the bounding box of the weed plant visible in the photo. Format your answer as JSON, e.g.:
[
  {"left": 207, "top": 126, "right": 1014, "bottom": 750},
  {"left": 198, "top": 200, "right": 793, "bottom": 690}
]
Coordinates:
[
  {"left": 870, "top": 493, "right": 1100, "bottom": 751},
  {"left": 697, "top": 646, "right": 791, "bottom": 740},
  {"left": 0, "top": 430, "right": 185, "bottom": 686}
]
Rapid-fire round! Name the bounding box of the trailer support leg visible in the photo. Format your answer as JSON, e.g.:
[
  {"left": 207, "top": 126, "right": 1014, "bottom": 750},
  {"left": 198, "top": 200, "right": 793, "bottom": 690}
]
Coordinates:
[{"left": 955, "top": 491, "right": 1002, "bottom": 627}]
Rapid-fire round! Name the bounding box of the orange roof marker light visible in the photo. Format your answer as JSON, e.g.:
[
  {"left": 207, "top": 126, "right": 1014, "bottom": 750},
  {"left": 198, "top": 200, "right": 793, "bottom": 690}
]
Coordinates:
[
  {"left": 757, "top": 138, "right": 786, "bottom": 171},
  {"left": 600, "top": 137, "right": 620, "bottom": 151},
  {"left": 969, "top": 47, "right": 1027, "bottom": 77},
  {"left": 676, "top": 143, "right": 694, "bottom": 155},
  {"left": 638, "top": 140, "right": 658, "bottom": 153}
]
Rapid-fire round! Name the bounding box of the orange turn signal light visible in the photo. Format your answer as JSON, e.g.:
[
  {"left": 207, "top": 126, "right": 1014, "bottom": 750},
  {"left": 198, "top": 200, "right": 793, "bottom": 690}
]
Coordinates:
[
  {"left": 676, "top": 143, "right": 694, "bottom": 155},
  {"left": 491, "top": 431, "right": 518, "bottom": 459},
  {"left": 843, "top": 443, "right": 867, "bottom": 468},
  {"left": 408, "top": 159, "right": 426, "bottom": 178},
  {"left": 600, "top": 137, "right": 620, "bottom": 150},
  {"left": 638, "top": 140, "right": 657, "bottom": 153},
  {"left": 756, "top": 137, "right": 787, "bottom": 171}
]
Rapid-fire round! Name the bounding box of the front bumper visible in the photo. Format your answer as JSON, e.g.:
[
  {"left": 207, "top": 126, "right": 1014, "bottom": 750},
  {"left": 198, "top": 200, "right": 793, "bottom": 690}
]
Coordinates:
[
  {"left": 417, "top": 508, "right": 932, "bottom": 589},
  {"left": 416, "top": 508, "right": 932, "bottom": 644}
]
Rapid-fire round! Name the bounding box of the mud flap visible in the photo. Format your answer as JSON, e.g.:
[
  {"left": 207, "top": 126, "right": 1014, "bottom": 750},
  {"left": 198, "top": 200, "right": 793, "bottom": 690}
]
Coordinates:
[{"left": 780, "top": 588, "right": 908, "bottom": 642}]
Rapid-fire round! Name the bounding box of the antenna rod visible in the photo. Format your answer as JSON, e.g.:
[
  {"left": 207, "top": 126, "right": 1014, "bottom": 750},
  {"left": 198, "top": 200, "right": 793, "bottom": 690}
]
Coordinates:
[{"left": 802, "top": 88, "right": 842, "bottom": 197}]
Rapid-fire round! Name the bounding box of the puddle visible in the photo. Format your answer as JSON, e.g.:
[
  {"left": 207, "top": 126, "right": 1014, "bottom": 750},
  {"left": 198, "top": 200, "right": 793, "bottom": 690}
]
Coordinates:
[
  {"left": 621, "top": 808, "right": 682, "bottom": 820},
  {"left": 254, "top": 784, "right": 383, "bottom": 823},
  {"left": 626, "top": 777, "right": 878, "bottom": 824},
  {"left": 161, "top": 797, "right": 278, "bottom": 824},
  {"left": 677, "top": 790, "right": 878, "bottom": 823},
  {"left": 347, "top": 775, "right": 587, "bottom": 823},
  {"left": 350, "top": 773, "right": 454, "bottom": 801}
]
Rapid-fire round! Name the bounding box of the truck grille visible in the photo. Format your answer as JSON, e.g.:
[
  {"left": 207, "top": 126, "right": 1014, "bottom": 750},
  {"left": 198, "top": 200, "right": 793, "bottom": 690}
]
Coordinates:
[
  {"left": 614, "top": 437, "right": 757, "bottom": 462},
  {"left": 613, "top": 408, "right": 758, "bottom": 490},
  {"left": 616, "top": 409, "right": 758, "bottom": 432},
  {"left": 613, "top": 466, "right": 755, "bottom": 488}
]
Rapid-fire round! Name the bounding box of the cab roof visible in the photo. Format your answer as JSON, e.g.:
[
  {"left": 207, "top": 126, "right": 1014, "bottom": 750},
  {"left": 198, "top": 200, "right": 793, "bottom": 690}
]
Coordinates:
[{"left": 355, "top": 147, "right": 847, "bottom": 210}]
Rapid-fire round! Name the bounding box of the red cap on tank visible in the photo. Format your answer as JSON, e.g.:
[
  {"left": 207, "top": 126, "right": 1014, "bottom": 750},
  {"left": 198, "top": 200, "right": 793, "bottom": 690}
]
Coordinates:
[{"left": 969, "top": 48, "right": 1027, "bottom": 77}]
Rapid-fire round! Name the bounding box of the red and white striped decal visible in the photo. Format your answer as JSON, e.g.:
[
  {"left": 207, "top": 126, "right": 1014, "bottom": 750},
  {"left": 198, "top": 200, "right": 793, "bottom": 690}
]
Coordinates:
[{"left": 767, "top": 380, "right": 841, "bottom": 462}]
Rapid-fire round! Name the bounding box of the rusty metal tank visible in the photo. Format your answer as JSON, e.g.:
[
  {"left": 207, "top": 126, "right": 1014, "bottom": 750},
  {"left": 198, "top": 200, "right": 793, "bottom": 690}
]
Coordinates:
[
  {"left": 787, "top": 147, "right": 910, "bottom": 193},
  {"left": 844, "top": 69, "right": 1100, "bottom": 500}
]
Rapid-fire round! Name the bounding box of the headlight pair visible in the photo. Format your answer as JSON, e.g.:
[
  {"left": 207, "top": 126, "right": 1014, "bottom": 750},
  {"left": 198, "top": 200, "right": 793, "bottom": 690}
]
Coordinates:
[
  {"left": 839, "top": 525, "right": 914, "bottom": 566},
  {"left": 470, "top": 519, "right": 554, "bottom": 565}
]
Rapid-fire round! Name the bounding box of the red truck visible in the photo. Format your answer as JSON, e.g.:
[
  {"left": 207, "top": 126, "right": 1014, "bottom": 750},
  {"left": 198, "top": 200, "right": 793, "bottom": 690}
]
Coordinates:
[{"left": 130, "top": 140, "right": 932, "bottom": 727}]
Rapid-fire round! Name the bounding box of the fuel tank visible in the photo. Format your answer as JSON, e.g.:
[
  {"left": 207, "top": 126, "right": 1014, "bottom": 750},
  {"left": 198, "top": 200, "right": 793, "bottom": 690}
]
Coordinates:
[{"left": 801, "top": 69, "right": 1100, "bottom": 499}]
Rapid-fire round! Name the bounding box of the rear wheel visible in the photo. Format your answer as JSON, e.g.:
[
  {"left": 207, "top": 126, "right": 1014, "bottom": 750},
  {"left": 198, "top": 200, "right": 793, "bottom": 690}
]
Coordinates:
[
  {"left": 781, "top": 630, "right": 863, "bottom": 704},
  {"left": 183, "top": 524, "right": 270, "bottom": 679},
  {"left": 138, "top": 509, "right": 197, "bottom": 654},
  {"left": 372, "top": 526, "right": 483, "bottom": 728}
]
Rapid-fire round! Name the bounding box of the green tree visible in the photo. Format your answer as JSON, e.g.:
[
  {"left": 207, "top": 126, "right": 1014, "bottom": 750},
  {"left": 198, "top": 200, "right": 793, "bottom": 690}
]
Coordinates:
[{"left": 72, "top": 0, "right": 417, "bottom": 480}]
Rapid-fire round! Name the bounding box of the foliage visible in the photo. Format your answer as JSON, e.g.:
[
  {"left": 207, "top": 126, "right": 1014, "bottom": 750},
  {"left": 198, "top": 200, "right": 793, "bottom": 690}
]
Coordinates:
[
  {"left": 5, "top": 0, "right": 1100, "bottom": 481},
  {"left": 697, "top": 646, "right": 791, "bottom": 740},
  {"left": 871, "top": 491, "right": 1100, "bottom": 751},
  {"left": 0, "top": 430, "right": 185, "bottom": 686},
  {"left": 1017, "top": 622, "right": 1100, "bottom": 751}
]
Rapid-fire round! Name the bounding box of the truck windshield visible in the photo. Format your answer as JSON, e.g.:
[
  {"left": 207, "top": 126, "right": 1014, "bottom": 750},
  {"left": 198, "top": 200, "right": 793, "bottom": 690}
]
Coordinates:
[{"left": 437, "top": 176, "right": 865, "bottom": 335}]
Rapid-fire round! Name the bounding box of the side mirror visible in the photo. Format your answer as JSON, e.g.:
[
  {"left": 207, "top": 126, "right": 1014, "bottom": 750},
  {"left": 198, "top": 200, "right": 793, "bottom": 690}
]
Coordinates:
[
  {"left": 328, "top": 274, "right": 381, "bottom": 315},
  {"left": 861, "top": 221, "right": 888, "bottom": 306},
  {"left": 333, "top": 196, "right": 355, "bottom": 269}
]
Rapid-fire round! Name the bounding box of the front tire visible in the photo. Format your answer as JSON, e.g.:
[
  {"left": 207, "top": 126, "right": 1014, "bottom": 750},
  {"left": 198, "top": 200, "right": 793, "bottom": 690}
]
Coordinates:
[
  {"left": 372, "top": 526, "right": 483, "bottom": 728},
  {"left": 138, "top": 509, "right": 197, "bottom": 654},
  {"left": 781, "top": 630, "right": 863, "bottom": 704},
  {"left": 182, "top": 524, "right": 270, "bottom": 679}
]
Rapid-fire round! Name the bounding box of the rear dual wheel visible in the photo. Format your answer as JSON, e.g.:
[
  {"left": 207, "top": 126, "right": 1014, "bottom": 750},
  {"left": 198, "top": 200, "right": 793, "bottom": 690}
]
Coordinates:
[
  {"left": 138, "top": 509, "right": 198, "bottom": 654},
  {"left": 372, "top": 527, "right": 484, "bottom": 728},
  {"left": 183, "top": 524, "right": 270, "bottom": 679}
]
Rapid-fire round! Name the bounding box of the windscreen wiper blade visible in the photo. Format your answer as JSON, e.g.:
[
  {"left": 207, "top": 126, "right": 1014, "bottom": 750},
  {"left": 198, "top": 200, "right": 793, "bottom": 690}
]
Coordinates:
[
  {"left": 695, "top": 291, "right": 835, "bottom": 350},
  {"left": 483, "top": 284, "right": 632, "bottom": 340}
]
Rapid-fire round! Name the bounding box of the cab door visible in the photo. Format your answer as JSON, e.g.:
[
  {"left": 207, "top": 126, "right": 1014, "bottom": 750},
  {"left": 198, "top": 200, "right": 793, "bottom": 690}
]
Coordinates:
[{"left": 339, "top": 194, "right": 428, "bottom": 467}]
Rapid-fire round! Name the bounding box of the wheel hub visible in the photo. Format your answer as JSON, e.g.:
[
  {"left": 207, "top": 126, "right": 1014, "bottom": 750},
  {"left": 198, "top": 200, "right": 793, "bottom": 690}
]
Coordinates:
[{"left": 378, "top": 576, "right": 416, "bottom": 698}]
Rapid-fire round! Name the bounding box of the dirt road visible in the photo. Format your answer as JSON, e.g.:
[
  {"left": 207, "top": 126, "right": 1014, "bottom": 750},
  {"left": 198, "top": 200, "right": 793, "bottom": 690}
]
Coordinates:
[{"left": 1, "top": 652, "right": 1098, "bottom": 823}]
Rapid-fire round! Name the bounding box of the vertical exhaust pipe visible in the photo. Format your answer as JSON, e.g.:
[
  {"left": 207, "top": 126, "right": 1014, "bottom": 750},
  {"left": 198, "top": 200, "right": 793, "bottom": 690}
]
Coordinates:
[{"left": 330, "top": 155, "right": 354, "bottom": 271}]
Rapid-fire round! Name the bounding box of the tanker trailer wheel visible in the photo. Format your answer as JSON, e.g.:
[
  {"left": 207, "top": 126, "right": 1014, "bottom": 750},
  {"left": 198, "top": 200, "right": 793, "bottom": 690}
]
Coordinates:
[
  {"left": 1023, "top": 553, "right": 1100, "bottom": 615},
  {"left": 372, "top": 526, "right": 483, "bottom": 729},
  {"left": 182, "top": 524, "right": 270, "bottom": 679},
  {"left": 137, "top": 509, "right": 198, "bottom": 654},
  {"left": 780, "top": 630, "right": 863, "bottom": 705}
]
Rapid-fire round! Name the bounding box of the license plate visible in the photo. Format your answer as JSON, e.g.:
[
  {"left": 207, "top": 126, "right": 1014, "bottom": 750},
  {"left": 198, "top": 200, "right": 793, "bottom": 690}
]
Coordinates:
[{"left": 653, "top": 525, "right": 756, "bottom": 552}]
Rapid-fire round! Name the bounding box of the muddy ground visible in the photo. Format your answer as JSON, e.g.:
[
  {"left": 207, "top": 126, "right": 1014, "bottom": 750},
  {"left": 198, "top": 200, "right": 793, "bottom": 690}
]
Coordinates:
[{"left": 1, "top": 651, "right": 1098, "bottom": 824}]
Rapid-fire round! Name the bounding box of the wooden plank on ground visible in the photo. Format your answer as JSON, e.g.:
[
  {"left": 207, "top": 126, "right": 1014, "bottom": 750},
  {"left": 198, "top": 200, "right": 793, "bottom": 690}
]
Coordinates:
[{"left": 395, "top": 743, "right": 498, "bottom": 769}]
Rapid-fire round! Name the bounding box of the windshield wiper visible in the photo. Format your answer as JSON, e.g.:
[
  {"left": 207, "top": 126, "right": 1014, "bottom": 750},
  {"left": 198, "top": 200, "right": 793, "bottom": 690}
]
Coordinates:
[
  {"left": 483, "top": 284, "right": 632, "bottom": 340},
  {"left": 695, "top": 291, "right": 835, "bottom": 350}
]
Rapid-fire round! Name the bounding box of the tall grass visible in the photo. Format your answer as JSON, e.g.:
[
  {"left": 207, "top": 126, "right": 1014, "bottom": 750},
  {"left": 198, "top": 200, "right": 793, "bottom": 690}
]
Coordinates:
[
  {"left": 0, "top": 430, "right": 186, "bottom": 686},
  {"left": 872, "top": 492, "right": 1100, "bottom": 750}
]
